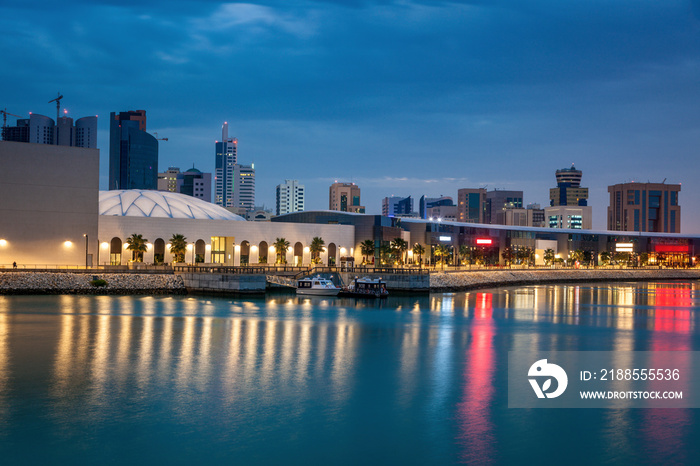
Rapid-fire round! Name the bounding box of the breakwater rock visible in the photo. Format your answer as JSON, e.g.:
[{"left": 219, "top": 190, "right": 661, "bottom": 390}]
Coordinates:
[
  {"left": 430, "top": 269, "right": 700, "bottom": 292},
  {"left": 0, "top": 272, "right": 186, "bottom": 295}
]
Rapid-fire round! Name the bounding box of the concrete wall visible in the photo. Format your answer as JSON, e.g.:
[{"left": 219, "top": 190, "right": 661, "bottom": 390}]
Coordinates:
[
  {"left": 0, "top": 141, "right": 99, "bottom": 267},
  {"left": 339, "top": 272, "right": 429, "bottom": 291},
  {"left": 177, "top": 272, "right": 266, "bottom": 293}
]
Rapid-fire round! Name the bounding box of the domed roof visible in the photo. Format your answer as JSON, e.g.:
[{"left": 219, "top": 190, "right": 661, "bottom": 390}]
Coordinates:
[{"left": 99, "top": 190, "right": 245, "bottom": 221}]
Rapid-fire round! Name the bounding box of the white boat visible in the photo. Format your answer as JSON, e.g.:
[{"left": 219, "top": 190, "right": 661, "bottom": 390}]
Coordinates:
[{"left": 296, "top": 276, "right": 341, "bottom": 296}]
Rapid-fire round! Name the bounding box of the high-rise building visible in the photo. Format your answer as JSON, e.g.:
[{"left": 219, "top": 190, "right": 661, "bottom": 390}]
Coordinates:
[
  {"left": 214, "top": 122, "right": 237, "bottom": 207},
  {"left": 457, "top": 188, "right": 487, "bottom": 223},
  {"left": 2, "top": 113, "right": 97, "bottom": 148},
  {"left": 382, "top": 196, "right": 415, "bottom": 217},
  {"left": 329, "top": 182, "right": 365, "bottom": 213},
  {"left": 486, "top": 189, "right": 523, "bottom": 224},
  {"left": 158, "top": 167, "right": 181, "bottom": 192},
  {"left": 505, "top": 204, "right": 546, "bottom": 228},
  {"left": 419, "top": 195, "right": 454, "bottom": 219},
  {"left": 233, "top": 163, "right": 255, "bottom": 211},
  {"left": 178, "top": 167, "right": 212, "bottom": 203},
  {"left": 607, "top": 182, "right": 681, "bottom": 233},
  {"left": 546, "top": 205, "right": 593, "bottom": 230},
  {"left": 276, "top": 179, "right": 305, "bottom": 215},
  {"left": 108, "top": 110, "right": 158, "bottom": 190},
  {"left": 550, "top": 164, "right": 588, "bottom": 206}
]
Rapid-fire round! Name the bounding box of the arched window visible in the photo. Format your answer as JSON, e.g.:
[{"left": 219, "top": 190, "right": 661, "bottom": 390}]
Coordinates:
[
  {"left": 258, "top": 241, "right": 268, "bottom": 264},
  {"left": 154, "top": 238, "right": 165, "bottom": 264},
  {"left": 328, "top": 243, "right": 337, "bottom": 266},
  {"left": 195, "top": 239, "right": 206, "bottom": 263},
  {"left": 294, "top": 242, "right": 304, "bottom": 266},
  {"left": 110, "top": 237, "right": 122, "bottom": 266},
  {"left": 240, "top": 241, "right": 250, "bottom": 266}
]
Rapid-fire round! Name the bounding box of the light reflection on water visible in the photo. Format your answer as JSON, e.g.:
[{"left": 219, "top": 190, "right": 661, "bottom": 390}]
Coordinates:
[{"left": 0, "top": 281, "right": 698, "bottom": 463}]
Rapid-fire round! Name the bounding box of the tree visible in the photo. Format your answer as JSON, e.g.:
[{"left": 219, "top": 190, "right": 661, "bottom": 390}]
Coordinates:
[
  {"left": 412, "top": 243, "right": 425, "bottom": 268},
  {"left": 600, "top": 251, "right": 611, "bottom": 266},
  {"left": 543, "top": 248, "right": 555, "bottom": 266},
  {"left": 309, "top": 236, "right": 325, "bottom": 265},
  {"left": 273, "top": 237, "right": 290, "bottom": 264},
  {"left": 501, "top": 246, "right": 514, "bottom": 267},
  {"left": 639, "top": 252, "right": 649, "bottom": 266},
  {"left": 459, "top": 245, "right": 471, "bottom": 265},
  {"left": 360, "top": 239, "right": 375, "bottom": 265},
  {"left": 169, "top": 234, "right": 187, "bottom": 263},
  {"left": 434, "top": 245, "right": 450, "bottom": 269},
  {"left": 391, "top": 237, "right": 408, "bottom": 265},
  {"left": 571, "top": 249, "right": 584, "bottom": 264},
  {"left": 126, "top": 233, "right": 148, "bottom": 262},
  {"left": 379, "top": 244, "right": 393, "bottom": 265}
]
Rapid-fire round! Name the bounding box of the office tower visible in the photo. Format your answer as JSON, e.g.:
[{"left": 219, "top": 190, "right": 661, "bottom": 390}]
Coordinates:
[
  {"left": 158, "top": 167, "right": 181, "bottom": 192},
  {"left": 486, "top": 189, "right": 523, "bottom": 224},
  {"left": 214, "top": 122, "right": 237, "bottom": 207},
  {"left": 457, "top": 188, "right": 487, "bottom": 223},
  {"left": 545, "top": 205, "right": 593, "bottom": 229},
  {"left": 419, "top": 195, "right": 454, "bottom": 219},
  {"left": 329, "top": 182, "right": 365, "bottom": 213},
  {"left": 276, "top": 179, "right": 305, "bottom": 215},
  {"left": 2, "top": 113, "right": 97, "bottom": 148},
  {"left": 108, "top": 110, "right": 158, "bottom": 190},
  {"left": 382, "top": 196, "right": 414, "bottom": 217},
  {"left": 607, "top": 182, "right": 681, "bottom": 233},
  {"left": 550, "top": 164, "right": 588, "bottom": 206},
  {"left": 178, "top": 167, "right": 212, "bottom": 203},
  {"left": 505, "top": 204, "right": 546, "bottom": 228},
  {"left": 233, "top": 163, "right": 255, "bottom": 211},
  {"left": 74, "top": 116, "right": 98, "bottom": 148}
]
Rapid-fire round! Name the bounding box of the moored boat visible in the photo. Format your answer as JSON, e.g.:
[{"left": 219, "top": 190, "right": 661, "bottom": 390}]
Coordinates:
[
  {"left": 340, "top": 277, "right": 389, "bottom": 298},
  {"left": 296, "top": 276, "right": 341, "bottom": 296}
]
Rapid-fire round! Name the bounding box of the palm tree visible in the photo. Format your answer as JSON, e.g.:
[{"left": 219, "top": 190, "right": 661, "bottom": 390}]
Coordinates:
[
  {"left": 434, "top": 245, "right": 450, "bottom": 269},
  {"left": 126, "top": 233, "right": 148, "bottom": 262},
  {"left": 571, "top": 249, "right": 584, "bottom": 264},
  {"left": 379, "top": 244, "right": 392, "bottom": 265},
  {"left": 169, "top": 234, "right": 187, "bottom": 263},
  {"left": 360, "top": 239, "right": 375, "bottom": 265},
  {"left": 600, "top": 251, "right": 611, "bottom": 266},
  {"left": 459, "top": 245, "right": 471, "bottom": 266},
  {"left": 390, "top": 237, "right": 408, "bottom": 265},
  {"left": 543, "top": 248, "right": 555, "bottom": 266},
  {"left": 309, "top": 236, "right": 325, "bottom": 265},
  {"left": 501, "top": 246, "right": 514, "bottom": 267},
  {"left": 412, "top": 243, "right": 425, "bottom": 268},
  {"left": 273, "top": 237, "right": 290, "bottom": 264}
]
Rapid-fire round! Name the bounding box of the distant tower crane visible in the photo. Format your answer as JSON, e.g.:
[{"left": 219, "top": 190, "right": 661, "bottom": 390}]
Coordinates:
[
  {"left": 153, "top": 132, "right": 168, "bottom": 141},
  {"left": 1, "top": 108, "right": 21, "bottom": 129},
  {"left": 48, "top": 92, "right": 64, "bottom": 122}
]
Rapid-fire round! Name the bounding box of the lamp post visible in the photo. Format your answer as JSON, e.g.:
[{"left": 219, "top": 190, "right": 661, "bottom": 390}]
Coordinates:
[{"left": 84, "top": 234, "right": 88, "bottom": 269}]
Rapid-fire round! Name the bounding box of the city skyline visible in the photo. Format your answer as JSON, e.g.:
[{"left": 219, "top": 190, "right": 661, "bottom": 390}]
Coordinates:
[{"left": 2, "top": 1, "right": 700, "bottom": 231}]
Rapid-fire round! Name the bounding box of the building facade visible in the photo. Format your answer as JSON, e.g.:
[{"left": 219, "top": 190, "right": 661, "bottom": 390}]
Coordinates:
[
  {"left": 486, "top": 189, "right": 523, "bottom": 224},
  {"left": 108, "top": 110, "right": 158, "bottom": 190},
  {"left": 545, "top": 205, "right": 593, "bottom": 230},
  {"left": 157, "top": 167, "right": 180, "bottom": 192},
  {"left": 419, "top": 196, "right": 454, "bottom": 219},
  {"left": 382, "top": 196, "right": 414, "bottom": 217},
  {"left": 178, "top": 168, "right": 212, "bottom": 202},
  {"left": 276, "top": 179, "right": 305, "bottom": 216},
  {"left": 329, "top": 182, "right": 365, "bottom": 213},
  {"left": 233, "top": 163, "right": 255, "bottom": 211},
  {"left": 607, "top": 182, "right": 681, "bottom": 233},
  {"left": 550, "top": 164, "right": 588, "bottom": 207},
  {"left": 214, "top": 122, "right": 237, "bottom": 207},
  {"left": 457, "top": 188, "right": 487, "bottom": 223},
  {"left": 2, "top": 113, "right": 97, "bottom": 148}
]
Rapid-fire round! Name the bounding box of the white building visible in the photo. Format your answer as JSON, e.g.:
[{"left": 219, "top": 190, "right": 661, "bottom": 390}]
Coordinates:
[
  {"left": 276, "top": 179, "right": 305, "bottom": 215},
  {"left": 234, "top": 163, "right": 255, "bottom": 211}
]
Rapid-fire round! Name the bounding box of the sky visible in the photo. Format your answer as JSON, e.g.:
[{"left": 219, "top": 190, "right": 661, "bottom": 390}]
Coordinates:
[{"left": 2, "top": 0, "right": 700, "bottom": 231}]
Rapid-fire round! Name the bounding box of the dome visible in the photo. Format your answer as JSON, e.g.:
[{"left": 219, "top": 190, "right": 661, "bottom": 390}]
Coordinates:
[{"left": 99, "top": 190, "right": 245, "bottom": 221}]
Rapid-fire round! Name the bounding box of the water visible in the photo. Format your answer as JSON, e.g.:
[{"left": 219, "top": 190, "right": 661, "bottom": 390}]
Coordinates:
[{"left": 0, "top": 281, "right": 699, "bottom": 464}]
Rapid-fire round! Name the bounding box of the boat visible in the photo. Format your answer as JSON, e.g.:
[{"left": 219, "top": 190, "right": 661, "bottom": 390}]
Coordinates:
[
  {"left": 340, "top": 277, "right": 389, "bottom": 298},
  {"left": 296, "top": 276, "right": 341, "bottom": 296}
]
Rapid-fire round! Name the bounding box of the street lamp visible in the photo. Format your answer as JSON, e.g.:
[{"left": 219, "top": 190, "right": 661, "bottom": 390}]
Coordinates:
[{"left": 83, "top": 234, "right": 88, "bottom": 269}]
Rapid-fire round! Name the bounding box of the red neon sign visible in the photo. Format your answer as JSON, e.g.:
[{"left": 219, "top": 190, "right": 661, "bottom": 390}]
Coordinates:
[{"left": 476, "top": 238, "right": 492, "bottom": 245}]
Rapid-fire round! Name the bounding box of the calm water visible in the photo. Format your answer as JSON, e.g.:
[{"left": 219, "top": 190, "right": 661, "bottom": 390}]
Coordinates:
[{"left": 0, "top": 281, "right": 699, "bottom": 464}]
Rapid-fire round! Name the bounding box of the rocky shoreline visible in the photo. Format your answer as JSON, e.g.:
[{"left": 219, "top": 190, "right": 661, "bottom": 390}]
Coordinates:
[
  {"left": 0, "top": 272, "right": 187, "bottom": 295},
  {"left": 430, "top": 268, "right": 700, "bottom": 292}
]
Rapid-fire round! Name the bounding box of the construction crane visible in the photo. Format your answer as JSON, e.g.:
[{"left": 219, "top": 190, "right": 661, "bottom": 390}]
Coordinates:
[
  {"left": 1, "top": 108, "right": 21, "bottom": 128},
  {"left": 48, "top": 92, "right": 63, "bottom": 122},
  {"left": 153, "top": 132, "right": 168, "bottom": 141}
]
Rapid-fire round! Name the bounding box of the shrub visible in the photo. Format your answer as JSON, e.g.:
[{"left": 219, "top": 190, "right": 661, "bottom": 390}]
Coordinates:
[{"left": 90, "top": 278, "right": 108, "bottom": 287}]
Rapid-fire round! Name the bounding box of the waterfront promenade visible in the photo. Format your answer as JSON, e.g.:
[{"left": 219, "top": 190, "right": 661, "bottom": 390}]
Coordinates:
[{"left": 1, "top": 266, "right": 698, "bottom": 294}]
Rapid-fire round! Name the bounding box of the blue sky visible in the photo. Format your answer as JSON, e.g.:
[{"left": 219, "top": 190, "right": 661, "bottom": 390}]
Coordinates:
[{"left": 3, "top": 0, "right": 700, "bottom": 231}]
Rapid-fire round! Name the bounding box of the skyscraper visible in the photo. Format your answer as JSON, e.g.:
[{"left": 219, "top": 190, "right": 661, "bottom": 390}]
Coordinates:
[
  {"left": 457, "top": 188, "right": 486, "bottom": 223},
  {"left": 214, "top": 122, "right": 237, "bottom": 207},
  {"left": 329, "top": 182, "right": 364, "bottom": 213},
  {"left": 276, "top": 179, "right": 305, "bottom": 215},
  {"left": 549, "top": 164, "right": 588, "bottom": 206},
  {"left": 607, "top": 182, "right": 680, "bottom": 233},
  {"left": 234, "top": 163, "right": 255, "bottom": 211},
  {"left": 486, "top": 189, "right": 523, "bottom": 224},
  {"left": 108, "top": 110, "right": 158, "bottom": 190}
]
